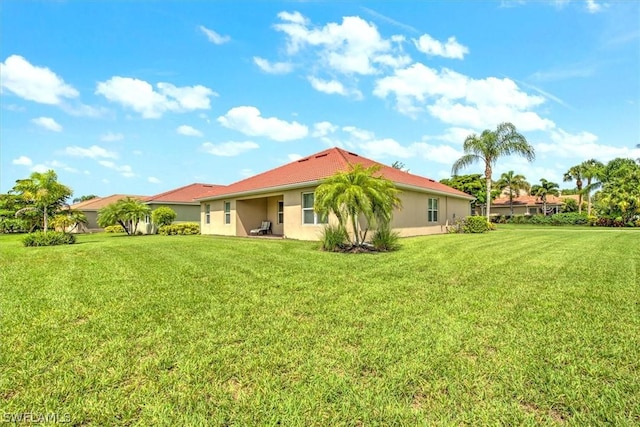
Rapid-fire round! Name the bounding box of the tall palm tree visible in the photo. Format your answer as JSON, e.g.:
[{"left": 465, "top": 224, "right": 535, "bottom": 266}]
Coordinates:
[
  {"left": 13, "top": 170, "right": 72, "bottom": 233},
  {"left": 581, "top": 159, "right": 604, "bottom": 216},
  {"left": 530, "top": 179, "right": 560, "bottom": 215},
  {"left": 496, "top": 170, "right": 530, "bottom": 216},
  {"left": 314, "top": 164, "right": 401, "bottom": 246},
  {"left": 563, "top": 164, "right": 585, "bottom": 214},
  {"left": 98, "top": 197, "right": 150, "bottom": 235},
  {"left": 452, "top": 122, "right": 535, "bottom": 220}
]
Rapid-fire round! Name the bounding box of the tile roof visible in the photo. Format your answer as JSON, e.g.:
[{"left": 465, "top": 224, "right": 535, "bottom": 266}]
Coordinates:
[
  {"left": 492, "top": 194, "right": 568, "bottom": 206},
  {"left": 70, "top": 194, "right": 147, "bottom": 211},
  {"left": 144, "top": 183, "right": 223, "bottom": 203},
  {"left": 198, "top": 147, "right": 472, "bottom": 200}
]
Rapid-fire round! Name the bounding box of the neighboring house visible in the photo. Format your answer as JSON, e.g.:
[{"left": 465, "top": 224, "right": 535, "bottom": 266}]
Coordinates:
[
  {"left": 139, "top": 183, "right": 222, "bottom": 233},
  {"left": 197, "top": 147, "right": 474, "bottom": 240},
  {"left": 70, "top": 194, "right": 147, "bottom": 232},
  {"left": 488, "top": 194, "right": 577, "bottom": 216}
]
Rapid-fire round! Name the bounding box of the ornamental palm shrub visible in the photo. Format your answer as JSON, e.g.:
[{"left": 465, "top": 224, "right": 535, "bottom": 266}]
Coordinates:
[
  {"left": 462, "top": 216, "right": 491, "bottom": 233},
  {"left": 370, "top": 224, "right": 401, "bottom": 251},
  {"left": 319, "top": 224, "right": 348, "bottom": 252}
]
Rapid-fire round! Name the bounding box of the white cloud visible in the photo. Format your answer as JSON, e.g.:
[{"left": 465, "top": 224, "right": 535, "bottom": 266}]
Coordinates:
[
  {"left": 312, "top": 121, "right": 338, "bottom": 137},
  {"left": 61, "top": 103, "right": 108, "bottom": 118},
  {"left": 422, "top": 127, "right": 478, "bottom": 144},
  {"left": 30, "top": 164, "right": 49, "bottom": 173},
  {"left": 288, "top": 153, "right": 303, "bottom": 161},
  {"left": 274, "top": 12, "right": 407, "bottom": 76},
  {"left": 100, "top": 132, "right": 124, "bottom": 142},
  {"left": 240, "top": 168, "right": 255, "bottom": 178},
  {"left": 217, "top": 106, "right": 308, "bottom": 141},
  {"left": 64, "top": 145, "right": 117, "bottom": 159},
  {"left": 132, "top": 150, "right": 143, "bottom": 156},
  {"left": 342, "top": 126, "right": 375, "bottom": 141},
  {"left": 177, "top": 125, "right": 203, "bottom": 137},
  {"left": 98, "top": 160, "right": 135, "bottom": 178},
  {"left": 199, "top": 25, "right": 230, "bottom": 44},
  {"left": 95, "top": 77, "right": 216, "bottom": 118},
  {"left": 586, "top": 0, "right": 606, "bottom": 13},
  {"left": 374, "top": 62, "right": 553, "bottom": 131},
  {"left": 307, "top": 77, "right": 364, "bottom": 99},
  {"left": 253, "top": 57, "right": 294, "bottom": 74},
  {"left": 31, "top": 116, "right": 63, "bottom": 132},
  {"left": 47, "top": 160, "right": 79, "bottom": 173},
  {"left": 535, "top": 128, "right": 634, "bottom": 161},
  {"left": 148, "top": 176, "right": 161, "bottom": 184},
  {"left": 12, "top": 156, "right": 32, "bottom": 166},
  {"left": 0, "top": 55, "right": 78, "bottom": 104},
  {"left": 201, "top": 141, "right": 259, "bottom": 156},
  {"left": 409, "top": 142, "right": 463, "bottom": 165},
  {"left": 414, "top": 34, "right": 469, "bottom": 59}
]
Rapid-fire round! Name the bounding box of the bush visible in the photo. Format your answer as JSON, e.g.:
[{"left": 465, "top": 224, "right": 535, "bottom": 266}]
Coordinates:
[
  {"left": 158, "top": 222, "right": 200, "bottom": 235},
  {"left": 462, "top": 216, "right": 491, "bottom": 233},
  {"left": 105, "top": 225, "right": 125, "bottom": 233},
  {"left": 550, "top": 212, "right": 589, "bottom": 226},
  {"left": 23, "top": 231, "right": 76, "bottom": 247},
  {"left": 151, "top": 206, "right": 177, "bottom": 227},
  {"left": 319, "top": 224, "right": 348, "bottom": 251},
  {"left": 370, "top": 224, "right": 401, "bottom": 252},
  {"left": 0, "top": 218, "right": 29, "bottom": 233}
]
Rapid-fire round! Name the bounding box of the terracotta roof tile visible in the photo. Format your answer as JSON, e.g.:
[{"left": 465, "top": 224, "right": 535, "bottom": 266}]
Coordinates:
[
  {"left": 492, "top": 194, "right": 567, "bottom": 206},
  {"left": 198, "top": 147, "right": 472, "bottom": 200},
  {"left": 145, "top": 183, "right": 223, "bottom": 203},
  {"left": 70, "top": 194, "right": 147, "bottom": 211}
]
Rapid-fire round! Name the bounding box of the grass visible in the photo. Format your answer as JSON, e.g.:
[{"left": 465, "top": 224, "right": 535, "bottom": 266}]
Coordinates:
[{"left": 1, "top": 227, "right": 638, "bottom": 425}]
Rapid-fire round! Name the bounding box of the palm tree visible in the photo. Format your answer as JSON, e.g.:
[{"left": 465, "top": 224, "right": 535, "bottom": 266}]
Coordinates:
[
  {"left": 496, "top": 171, "right": 530, "bottom": 216},
  {"left": 563, "top": 164, "right": 585, "bottom": 214},
  {"left": 98, "top": 197, "right": 150, "bottom": 235},
  {"left": 530, "top": 179, "right": 560, "bottom": 215},
  {"left": 51, "top": 209, "right": 88, "bottom": 232},
  {"left": 452, "top": 122, "right": 535, "bottom": 220},
  {"left": 314, "top": 164, "right": 401, "bottom": 246},
  {"left": 581, "top": 159, "right": 604, "bottom": 216},
  {"left": 13, "top": 170, "right": 72, "bottom": 233}
]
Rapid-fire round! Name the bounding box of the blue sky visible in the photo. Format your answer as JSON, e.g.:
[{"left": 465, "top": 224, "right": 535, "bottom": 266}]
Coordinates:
[{"left": 1, "top": 0, "right": 639, "bottom": 198}]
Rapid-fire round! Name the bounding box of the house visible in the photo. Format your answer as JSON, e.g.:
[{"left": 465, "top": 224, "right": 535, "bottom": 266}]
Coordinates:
[
  {"left": 196, "top": 147, "right": 474, "bottom": 240},
  {"left": 70, "top": 194, "right": 147, "bottom": 231},
  {"left": 488, "top": 194, "right": 577, "bottom": 216},
  {"left": 138, "top": 183, "right": 222, "bottom": 233}
]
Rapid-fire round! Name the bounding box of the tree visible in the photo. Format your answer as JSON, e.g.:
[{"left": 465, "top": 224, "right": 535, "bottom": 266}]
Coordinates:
[
  {"left": 530, "top": 179, "right": 560, "bottom": 215},
  {"left": 581, "top": 159, "right": 604, "bottom": 216},
  {"left": 314, "top": 164, "right": 401, "bottom": 247},
  {"left": 151, "top": 206, "right": 177, "bottom": 227},
  {"left": 391, "top": 161, "right": 409, "bottom": 172},
  {"left": 595, "top": 158, "right": 640, "bottom": 222},
  {"left": 12, "top": 170, "right": 72, "bottom": 233},
  {"left": 496, "top": 171, "right": 530, "bottom": 216},
  {"left": 563, "top": 164, "right": 585, "bottom": 214},
  {"left": 72, "top": 194, "right": 98, "bottom": 204},
  {"left": 97, "top": 197, "right": 151, "bottom": 235},
  {"left": 440, "top": 174, "right": 500, "bottom": 213},
  {"left": 50, "top": 209, "right": 88, "bottom": 232},
  {"left": 452, "top": 122, "right": 535, "bottom": 220}
]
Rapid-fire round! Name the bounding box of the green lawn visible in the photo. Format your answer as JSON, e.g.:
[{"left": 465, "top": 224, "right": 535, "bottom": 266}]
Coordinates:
[{"left": 1, "top": 227, "right": 638, "bottom": 426}]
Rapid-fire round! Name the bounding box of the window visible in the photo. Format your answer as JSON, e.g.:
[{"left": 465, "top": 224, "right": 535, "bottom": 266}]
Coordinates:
[
  {"left": 428, "top": 198, "right": 438, "bottom": 222},
  {"left": 277, "top": 201, "right": 284, "bottom": 224},
  {"left": 205, "top": 204, "right": 211, "bottom": 224},
  {"left": 302, "top": 192, "right": 327, "bottom": 225},
  {"left": 224, "top": 201, "right": 231, "bottom": 224}
]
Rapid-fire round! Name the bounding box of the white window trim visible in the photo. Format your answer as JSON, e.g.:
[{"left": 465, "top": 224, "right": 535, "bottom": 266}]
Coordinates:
[
  {"left": 277, "top": 200, "right": 284, "bottom": 224},
  {"left": 302, "top": 192, "right": 327, "bottom": 225},
  {"left": 205, "top": 204, "right": 211, "bottom": 224},
  {"left": 428, "top": 197, "right": 439, "bottom": 223},
  {"left": 223, "top": 201, "right": 231, "bottom": 225}
]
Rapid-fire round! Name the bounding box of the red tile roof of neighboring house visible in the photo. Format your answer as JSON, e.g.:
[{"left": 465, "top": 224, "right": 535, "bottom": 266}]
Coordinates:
[
  {"left": 144, "top": 183, "right": 223, "bottom": 204},
  {"left": 70, "top": 194, "right": 147, "bottom": 211},
  {"left": 492, "top": 194, "right": 567, "bottom": 206},
  {"left": 198, "top": 147, "right": 472, "bottom": 200}
]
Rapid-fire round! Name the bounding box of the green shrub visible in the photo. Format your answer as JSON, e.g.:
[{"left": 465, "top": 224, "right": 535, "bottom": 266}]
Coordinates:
[
  {"left": 105, "top": 225, "right": 125, "bottom": 233},
  {"left": 370, "top": 224, "right": 401, "bottom": 252},
  {"left": 529, "top": 215, "right": 552, "bottom": 225},
  {"left": 462, "top": 216, "right": 490, "bottom": 233},
  {"left": 319, "top": 224, "right": 348, "bottom": 251},
  {"left": 158, "top": 222, "right": 200, "bottom": 235},
  {"left": 151, "top": 206, "right": 177, "bottom": 227},
  {"left": 23, "top": 231, "right": 76, "bottom": 247},
  {"left": 0, "top": 218, "right": 29, "bottom": 233},
  {"left": 550, "top": 212, "right": 589, "bottom": 226},
  {"left": 587, "top": 215, "right": 598, "bottom": 226}
]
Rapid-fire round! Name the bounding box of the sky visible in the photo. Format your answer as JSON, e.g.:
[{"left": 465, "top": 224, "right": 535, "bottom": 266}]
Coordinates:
[{"left": 1, "top": 0, "right": 639, "bottom": 198}]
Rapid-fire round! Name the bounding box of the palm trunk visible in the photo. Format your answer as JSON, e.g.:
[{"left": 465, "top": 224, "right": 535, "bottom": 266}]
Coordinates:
[
  {"left": 485, "top": 175, "right": 492, "bottom": 220},
  {"left": 351, "top": 214, "right": 359, "bottom": 246},
  {"left": 43, "top": 208, "right": 48, "bottom": 233},
  {"left": 588, "top": 193, "right": 593, "bottom": 216},
  {"left": 509, "top": 193, "right": 514, "bottom": 216}
]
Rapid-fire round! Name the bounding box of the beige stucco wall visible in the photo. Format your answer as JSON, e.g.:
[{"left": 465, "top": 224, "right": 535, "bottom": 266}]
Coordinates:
[{"left": 200, "top": 186, "right": 472, "bottom": 241}]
